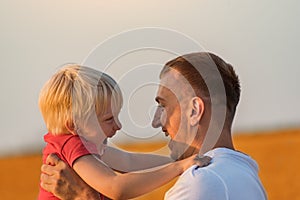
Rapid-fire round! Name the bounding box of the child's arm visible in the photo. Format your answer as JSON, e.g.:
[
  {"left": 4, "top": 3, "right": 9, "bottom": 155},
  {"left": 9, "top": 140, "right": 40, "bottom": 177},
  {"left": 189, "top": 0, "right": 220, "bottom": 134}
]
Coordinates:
[
  {"left": 101, "top": 146, "right": 173, "bottom": 172},
  {"left": 73, "top": 154, "right": 210, "bottom": 200}
]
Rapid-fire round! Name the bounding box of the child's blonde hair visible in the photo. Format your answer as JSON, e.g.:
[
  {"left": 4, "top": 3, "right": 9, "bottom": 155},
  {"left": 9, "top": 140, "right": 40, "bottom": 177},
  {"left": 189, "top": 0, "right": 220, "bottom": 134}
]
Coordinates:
[{"left": 39, "top": 64, "right": 123, "bottom": 135}]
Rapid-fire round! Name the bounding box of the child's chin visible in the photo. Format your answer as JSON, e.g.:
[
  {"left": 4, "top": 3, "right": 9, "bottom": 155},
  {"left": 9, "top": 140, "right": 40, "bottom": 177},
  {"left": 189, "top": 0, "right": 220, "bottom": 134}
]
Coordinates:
[{"left": 103, "top": 138, "right": 108, "bottom": 144}]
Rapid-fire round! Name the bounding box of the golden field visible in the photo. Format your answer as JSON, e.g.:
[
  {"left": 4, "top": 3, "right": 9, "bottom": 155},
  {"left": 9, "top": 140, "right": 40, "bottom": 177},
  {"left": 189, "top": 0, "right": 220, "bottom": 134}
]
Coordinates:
[{"left": 0, "top": 129, "right": 299, "bottom": 200}]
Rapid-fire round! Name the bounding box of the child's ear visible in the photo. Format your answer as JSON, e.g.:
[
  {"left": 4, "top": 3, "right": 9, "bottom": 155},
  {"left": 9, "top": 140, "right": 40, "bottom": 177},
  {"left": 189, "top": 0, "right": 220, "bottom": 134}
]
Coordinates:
[
  {"left": 189, "top": 97, "right": 205, "bottom": 126},
  {"left": 65, "top": 122, "right": 77, "bottom": 135}
]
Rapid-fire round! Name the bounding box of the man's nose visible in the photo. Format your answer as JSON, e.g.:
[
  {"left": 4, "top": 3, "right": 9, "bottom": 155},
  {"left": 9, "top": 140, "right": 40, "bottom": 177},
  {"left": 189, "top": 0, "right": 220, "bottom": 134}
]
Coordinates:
[{"left": 152, "top": 107, "right": 162, "bottom": 128}]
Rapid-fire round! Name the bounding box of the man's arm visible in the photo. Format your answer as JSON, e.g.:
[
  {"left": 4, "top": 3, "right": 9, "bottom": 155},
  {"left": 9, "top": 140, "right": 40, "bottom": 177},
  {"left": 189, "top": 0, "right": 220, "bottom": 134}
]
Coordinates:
[{"left": 40, "top": 154, "right": 100, "bottom": 200}]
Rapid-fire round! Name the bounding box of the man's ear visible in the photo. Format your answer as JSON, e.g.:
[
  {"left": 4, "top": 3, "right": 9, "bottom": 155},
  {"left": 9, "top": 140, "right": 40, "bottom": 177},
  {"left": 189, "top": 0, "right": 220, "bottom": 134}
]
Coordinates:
[{"left": 189, "top": 97, "right": 205, "bottom": 126}]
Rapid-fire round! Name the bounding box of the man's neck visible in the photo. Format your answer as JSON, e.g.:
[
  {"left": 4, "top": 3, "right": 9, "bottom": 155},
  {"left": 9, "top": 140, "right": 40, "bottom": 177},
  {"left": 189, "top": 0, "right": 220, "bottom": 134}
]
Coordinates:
[
  {"left": 213, "top": 128, "right": 234, "bottom": 150},
  {"left": 178, "top": 126, "right": 234, "bottom": 160},
  {"left": 196, "top": 127, "right": 235, "bottom": 155}
]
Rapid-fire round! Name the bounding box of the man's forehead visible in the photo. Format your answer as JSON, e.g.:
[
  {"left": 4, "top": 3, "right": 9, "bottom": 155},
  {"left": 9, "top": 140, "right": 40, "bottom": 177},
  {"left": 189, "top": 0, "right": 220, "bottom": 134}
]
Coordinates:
[
  {"left": 160, "top": 69, "right": 183, "bottom": 88},
  {"left": 159, "top": 69, "right": 193, "bottom": 93},
  {"left": 157, "top": 69, "right": 194, "bottom": 100}
]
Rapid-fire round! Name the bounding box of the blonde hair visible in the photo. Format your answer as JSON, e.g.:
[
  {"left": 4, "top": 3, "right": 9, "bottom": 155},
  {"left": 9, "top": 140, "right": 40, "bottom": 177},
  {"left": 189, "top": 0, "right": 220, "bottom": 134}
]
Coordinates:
[{"left": 39, "top": 64, "right": 123, "bottom": 135}]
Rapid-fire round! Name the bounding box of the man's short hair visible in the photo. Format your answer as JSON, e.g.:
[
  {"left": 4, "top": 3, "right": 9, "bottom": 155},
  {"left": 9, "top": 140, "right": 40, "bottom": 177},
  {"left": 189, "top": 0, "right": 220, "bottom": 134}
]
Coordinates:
[{"left": 160, "top": 52, "right": 240, "bottom": 121}]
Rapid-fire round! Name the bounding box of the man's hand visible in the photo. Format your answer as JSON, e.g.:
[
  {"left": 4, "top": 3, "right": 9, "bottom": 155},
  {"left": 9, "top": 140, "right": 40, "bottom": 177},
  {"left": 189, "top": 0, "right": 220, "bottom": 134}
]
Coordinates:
[{"left": 40, "top": 154, "right": 100, "bottom": 200}]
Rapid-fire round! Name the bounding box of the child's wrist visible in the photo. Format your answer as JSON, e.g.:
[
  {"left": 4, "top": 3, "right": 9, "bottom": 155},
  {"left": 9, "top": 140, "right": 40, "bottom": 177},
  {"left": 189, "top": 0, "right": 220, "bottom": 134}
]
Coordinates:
[{"left": 176, "top": 160, "right": 185, "bottom": 174}]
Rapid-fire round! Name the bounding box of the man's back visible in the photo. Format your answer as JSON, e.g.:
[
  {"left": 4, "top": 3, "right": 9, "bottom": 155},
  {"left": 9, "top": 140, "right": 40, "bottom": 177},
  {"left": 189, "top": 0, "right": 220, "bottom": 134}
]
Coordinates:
[{"left": 165, "top": 148, "right": 267, "bottom": 200}]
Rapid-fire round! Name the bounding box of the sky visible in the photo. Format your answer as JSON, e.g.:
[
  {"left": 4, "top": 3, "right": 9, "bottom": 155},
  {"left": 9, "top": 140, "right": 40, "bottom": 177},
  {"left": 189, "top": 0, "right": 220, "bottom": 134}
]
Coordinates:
[{"left": 0, "top": 0, "right": 299, "bottom": 156}]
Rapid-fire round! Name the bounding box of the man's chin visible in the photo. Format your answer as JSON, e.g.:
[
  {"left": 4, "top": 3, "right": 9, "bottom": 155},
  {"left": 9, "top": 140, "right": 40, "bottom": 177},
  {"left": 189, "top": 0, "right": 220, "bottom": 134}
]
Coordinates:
[
  {"left": 169, "top": 147, "right": 194, "bottom": 161},
  {"left": 168, "top": 141, "right": 189, "bottom": 160},
  {"left": 170, "top": 148, "right": 184, "bottom": 161},
  {"left": 170, "top": 152, "right": 179, "bottom": 161}
]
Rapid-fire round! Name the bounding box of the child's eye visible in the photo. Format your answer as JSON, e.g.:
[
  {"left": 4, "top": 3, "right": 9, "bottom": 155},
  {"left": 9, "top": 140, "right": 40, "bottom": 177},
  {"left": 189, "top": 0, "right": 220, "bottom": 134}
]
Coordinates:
[{"left": 105, "top": 117, "right": 114, "bottom": 122}]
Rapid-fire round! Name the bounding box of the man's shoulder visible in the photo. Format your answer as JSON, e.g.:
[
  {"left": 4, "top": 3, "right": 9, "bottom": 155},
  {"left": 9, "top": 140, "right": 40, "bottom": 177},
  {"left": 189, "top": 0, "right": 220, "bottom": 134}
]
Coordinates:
[
  {"left": 171, "top": 151, "right": 245, "bottom": 191},
  {"left": 165, "top": 149, "right": 266, "bottom": 200},
  {"left": 165, "top": 165, "right": 227, "bottom": 199},
  {"left": 179, "top": 164, "right": 224, "bottom": 184}
]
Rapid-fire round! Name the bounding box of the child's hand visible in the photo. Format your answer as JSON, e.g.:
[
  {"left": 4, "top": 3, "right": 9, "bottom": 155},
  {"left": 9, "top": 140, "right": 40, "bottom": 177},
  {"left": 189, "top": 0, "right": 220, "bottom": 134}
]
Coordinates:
[{"left": 180, "top": 154, "right": 212, "bottom": 171}]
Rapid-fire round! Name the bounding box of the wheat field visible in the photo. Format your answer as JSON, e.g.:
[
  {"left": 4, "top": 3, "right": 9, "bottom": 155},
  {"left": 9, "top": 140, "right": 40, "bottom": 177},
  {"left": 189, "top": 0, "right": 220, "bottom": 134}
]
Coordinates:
[{"left": 0, "top": 129, "right": 299, "bottom": 200}]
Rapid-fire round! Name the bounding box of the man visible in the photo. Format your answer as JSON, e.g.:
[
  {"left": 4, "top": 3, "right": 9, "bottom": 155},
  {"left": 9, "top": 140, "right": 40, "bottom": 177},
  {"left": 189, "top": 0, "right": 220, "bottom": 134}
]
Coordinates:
[
  {"left": 41, "top": 52, "right": 267, "bottom": 199},
  {"left": 151, "top": 52, "right": 266, "bottom": 199}
]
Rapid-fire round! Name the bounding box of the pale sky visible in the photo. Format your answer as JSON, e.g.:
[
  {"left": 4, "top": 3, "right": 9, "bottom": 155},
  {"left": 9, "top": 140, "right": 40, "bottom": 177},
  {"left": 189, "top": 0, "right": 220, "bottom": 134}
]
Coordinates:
[{"left": 0, "top": 0, "right": 299, "bottom": 156}]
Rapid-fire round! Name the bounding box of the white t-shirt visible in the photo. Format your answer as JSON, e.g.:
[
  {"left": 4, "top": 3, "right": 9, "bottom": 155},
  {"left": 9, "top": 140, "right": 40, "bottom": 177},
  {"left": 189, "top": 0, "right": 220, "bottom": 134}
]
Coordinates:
[{"left": 165, "top": 148, "right": 267, "bottom": 200}]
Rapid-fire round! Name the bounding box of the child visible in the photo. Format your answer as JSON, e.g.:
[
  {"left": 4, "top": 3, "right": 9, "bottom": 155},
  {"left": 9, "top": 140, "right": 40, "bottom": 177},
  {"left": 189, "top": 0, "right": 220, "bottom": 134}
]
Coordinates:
[{"left": 38, "top": 64, "right": 210, "bottom": 199}]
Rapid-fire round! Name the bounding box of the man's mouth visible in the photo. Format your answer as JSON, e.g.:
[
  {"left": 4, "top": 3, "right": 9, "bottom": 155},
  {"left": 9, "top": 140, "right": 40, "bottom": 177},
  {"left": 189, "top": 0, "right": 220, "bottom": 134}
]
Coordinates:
[
  {"left": 162, "top": 129, "right": 169, "bottom": 137},
  {"left": 168, "top": 140, "right": 174, "bottom": 150}
]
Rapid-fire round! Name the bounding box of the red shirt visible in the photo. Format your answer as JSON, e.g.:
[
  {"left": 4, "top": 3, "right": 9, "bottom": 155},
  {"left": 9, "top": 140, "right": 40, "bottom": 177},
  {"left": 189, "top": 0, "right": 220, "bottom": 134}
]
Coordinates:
[{"left": 38, "top": 133, "right": 105, "bottom": 200}]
